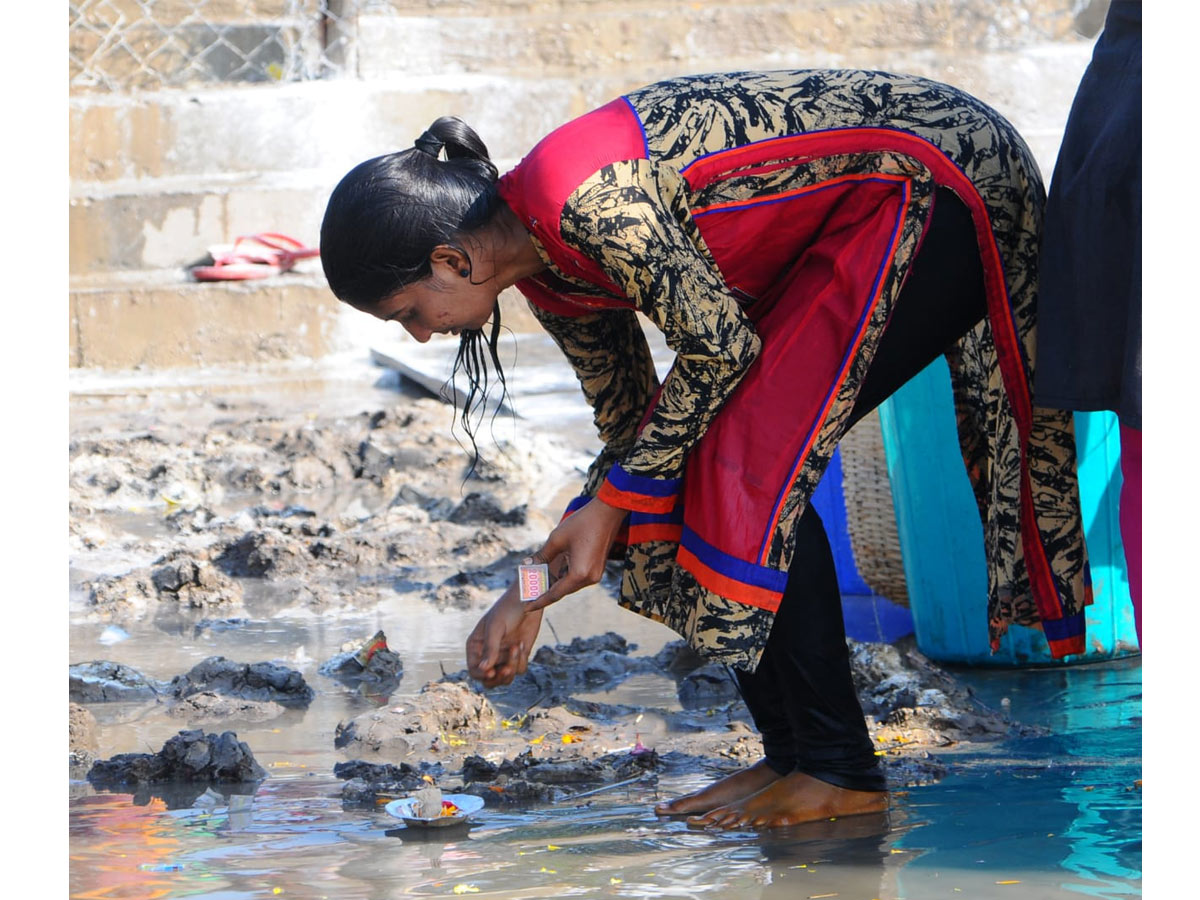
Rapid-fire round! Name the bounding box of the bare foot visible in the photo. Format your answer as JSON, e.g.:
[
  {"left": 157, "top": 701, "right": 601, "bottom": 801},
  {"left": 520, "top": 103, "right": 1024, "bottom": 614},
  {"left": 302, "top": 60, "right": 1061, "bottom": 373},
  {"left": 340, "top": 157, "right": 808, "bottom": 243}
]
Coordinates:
[
  {"left": 654, "top": 760, "right": 782, "bottom": 816},
  {"left": 686, "top": 770, "right": 888, "bottom": 830}
]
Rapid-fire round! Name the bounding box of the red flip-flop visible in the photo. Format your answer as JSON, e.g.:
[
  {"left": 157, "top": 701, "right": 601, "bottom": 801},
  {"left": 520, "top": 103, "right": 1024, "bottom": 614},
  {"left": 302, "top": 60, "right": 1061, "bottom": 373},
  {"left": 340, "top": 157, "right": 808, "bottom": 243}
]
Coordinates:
[
  {"left": 191, "top": 233, "right": 319, "bottom": 281},
  {"left": 191, "top": 260, "right": 287, "bottom": 281}
]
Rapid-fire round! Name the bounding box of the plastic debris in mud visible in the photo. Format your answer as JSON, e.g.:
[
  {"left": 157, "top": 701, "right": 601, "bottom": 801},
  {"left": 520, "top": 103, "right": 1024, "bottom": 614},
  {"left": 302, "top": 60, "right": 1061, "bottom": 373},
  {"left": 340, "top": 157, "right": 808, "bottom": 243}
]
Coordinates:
[{"left": 98, "top": 625, "right": 130, "bottom": 645}]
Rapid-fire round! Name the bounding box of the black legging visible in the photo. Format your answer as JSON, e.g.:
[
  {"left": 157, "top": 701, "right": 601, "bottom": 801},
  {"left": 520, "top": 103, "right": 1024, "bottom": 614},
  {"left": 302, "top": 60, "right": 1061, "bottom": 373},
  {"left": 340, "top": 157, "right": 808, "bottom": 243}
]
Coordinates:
[{"left": 734, "top": 186, "right": 988, "bottom": 792}]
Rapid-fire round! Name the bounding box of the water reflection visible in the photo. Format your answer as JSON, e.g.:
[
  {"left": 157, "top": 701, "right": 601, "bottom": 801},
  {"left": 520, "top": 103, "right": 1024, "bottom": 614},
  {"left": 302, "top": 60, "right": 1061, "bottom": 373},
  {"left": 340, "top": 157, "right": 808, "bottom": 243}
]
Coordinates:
[
  {"left": 894, "top": 660, "right": 1142, "bottom": 899},
  {"left": 71, "top": 753, "right": 1139, "bottom": 899}
]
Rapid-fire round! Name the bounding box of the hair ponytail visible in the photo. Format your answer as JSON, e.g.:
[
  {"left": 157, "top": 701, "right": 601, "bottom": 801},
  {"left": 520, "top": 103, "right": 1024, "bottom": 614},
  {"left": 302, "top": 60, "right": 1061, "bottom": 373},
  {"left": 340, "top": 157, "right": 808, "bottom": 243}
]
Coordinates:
[{"left": 418, "top": 117, "right": 499, "bottom": 177}]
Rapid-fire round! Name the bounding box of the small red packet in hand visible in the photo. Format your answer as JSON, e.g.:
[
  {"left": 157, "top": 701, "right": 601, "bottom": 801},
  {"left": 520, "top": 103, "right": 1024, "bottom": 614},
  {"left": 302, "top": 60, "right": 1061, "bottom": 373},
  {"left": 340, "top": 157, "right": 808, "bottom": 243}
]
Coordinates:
[{"left": 518, "top": 562, "right": 549, "bottom": 602}]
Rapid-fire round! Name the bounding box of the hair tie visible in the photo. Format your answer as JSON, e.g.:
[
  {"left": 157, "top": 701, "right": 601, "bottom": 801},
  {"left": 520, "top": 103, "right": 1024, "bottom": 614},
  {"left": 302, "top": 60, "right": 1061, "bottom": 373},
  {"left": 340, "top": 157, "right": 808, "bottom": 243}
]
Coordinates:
[{"left": 413, "top": 131, "right": 444, "bottom": 159}]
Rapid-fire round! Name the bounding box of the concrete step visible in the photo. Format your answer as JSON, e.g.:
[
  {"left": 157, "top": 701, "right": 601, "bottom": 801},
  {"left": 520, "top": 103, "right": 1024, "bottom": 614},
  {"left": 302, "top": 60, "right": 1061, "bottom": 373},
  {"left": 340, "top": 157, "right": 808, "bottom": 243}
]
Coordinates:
[
  {"left": 68, "top": 267, "right": 546, "bottom": 370},
  {"left": 70, "top": 0, "right": 1093, "bottom": 185},
  {"left": 69, "top": 75, "right": 596, "bottom": 274},
  {"left": 70, "top": 0, "right": 326, "bottom": 94},
  {"left": 70, "top": 173, "right": 329, "bottom": 275},
  {"left": 70, "top": 0, "right": 1081, "bottom": 97},
  {"left": 69, "top": 267, "right": 344, "bottom": 369}
]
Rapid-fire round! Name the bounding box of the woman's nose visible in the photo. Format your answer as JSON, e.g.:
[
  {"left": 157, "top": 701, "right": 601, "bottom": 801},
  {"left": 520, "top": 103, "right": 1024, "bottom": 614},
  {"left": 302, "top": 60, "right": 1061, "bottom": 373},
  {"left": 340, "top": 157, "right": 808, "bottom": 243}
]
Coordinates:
[{"left": 403, "top": 320, "right": 432, "bottom": 343}]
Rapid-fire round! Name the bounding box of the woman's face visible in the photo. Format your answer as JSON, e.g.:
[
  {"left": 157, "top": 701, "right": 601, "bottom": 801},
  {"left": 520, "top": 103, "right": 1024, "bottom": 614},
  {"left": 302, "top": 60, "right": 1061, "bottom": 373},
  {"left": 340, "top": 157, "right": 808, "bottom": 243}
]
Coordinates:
[{"left": 373, "top": 251, "right": 498, "bottom": 343}]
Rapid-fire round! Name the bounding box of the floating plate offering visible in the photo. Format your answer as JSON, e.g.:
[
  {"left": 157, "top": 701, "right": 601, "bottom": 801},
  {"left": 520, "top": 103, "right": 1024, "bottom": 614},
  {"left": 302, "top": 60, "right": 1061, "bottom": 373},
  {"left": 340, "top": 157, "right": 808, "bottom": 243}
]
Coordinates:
[{"left": 385, "top": 794, "right": 484, "bottom": 828}]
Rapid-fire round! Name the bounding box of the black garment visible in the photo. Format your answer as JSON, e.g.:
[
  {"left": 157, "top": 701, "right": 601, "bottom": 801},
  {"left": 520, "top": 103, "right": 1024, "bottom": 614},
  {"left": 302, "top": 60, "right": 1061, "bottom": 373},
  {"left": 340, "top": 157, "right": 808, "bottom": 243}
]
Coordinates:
[
  {"left": 734, "top": 187, "right": 987, "bottom": 792},
  {"left": 1034, "top": 1, "right": 1141, "bottom": 429}
]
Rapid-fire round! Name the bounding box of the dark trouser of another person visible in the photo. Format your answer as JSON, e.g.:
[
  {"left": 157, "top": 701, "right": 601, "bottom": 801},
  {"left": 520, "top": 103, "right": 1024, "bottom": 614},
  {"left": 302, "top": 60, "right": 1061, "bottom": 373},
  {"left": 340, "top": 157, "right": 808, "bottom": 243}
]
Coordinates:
[{"left": 734, "top": 187, "right": 988, "bottom": 791}]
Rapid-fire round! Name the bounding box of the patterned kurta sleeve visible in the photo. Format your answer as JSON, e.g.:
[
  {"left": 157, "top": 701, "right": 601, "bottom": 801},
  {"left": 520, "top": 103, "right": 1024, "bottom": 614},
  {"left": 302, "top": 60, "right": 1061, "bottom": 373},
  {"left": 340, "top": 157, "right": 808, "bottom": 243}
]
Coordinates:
[
  {"left": 558, "top": 158, "right": 762, "bottom": 511},
  {"left": 526, "top": 302, "right": 660, "bottom": 497}
]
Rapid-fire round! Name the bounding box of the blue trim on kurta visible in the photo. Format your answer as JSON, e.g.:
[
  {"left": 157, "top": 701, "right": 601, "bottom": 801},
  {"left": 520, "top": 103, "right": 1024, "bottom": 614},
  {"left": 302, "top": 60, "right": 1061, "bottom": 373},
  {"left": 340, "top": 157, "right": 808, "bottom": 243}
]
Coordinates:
[
  {"left": 564, "top": 495, "right": 590, "bottom": 515},
  {"left": 1041, "top": 611, "right": 1085, "bottom": 643},
  {"left": 629, "top": 506, "right": 683, "bottom": 527},
  {"left": 607, "top": 463, "right": 681, "bottom": 498},
  {"left": 682, "top": 526, "right": 790, "bottom": 592}
]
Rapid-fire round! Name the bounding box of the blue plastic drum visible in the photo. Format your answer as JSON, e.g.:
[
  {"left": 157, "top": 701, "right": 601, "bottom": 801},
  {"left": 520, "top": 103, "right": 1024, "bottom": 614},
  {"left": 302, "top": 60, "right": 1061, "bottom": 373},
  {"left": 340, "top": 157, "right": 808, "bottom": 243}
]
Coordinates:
[{"left": 876, "top": 357, "right": 1138, "bottom": 666}]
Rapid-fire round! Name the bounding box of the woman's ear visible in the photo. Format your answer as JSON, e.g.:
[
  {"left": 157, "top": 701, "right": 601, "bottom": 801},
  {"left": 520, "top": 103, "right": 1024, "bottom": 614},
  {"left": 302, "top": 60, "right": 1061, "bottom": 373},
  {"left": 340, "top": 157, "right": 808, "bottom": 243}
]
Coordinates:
[{"left": 429, "top": 244, "right": 470, "bottom": 278}]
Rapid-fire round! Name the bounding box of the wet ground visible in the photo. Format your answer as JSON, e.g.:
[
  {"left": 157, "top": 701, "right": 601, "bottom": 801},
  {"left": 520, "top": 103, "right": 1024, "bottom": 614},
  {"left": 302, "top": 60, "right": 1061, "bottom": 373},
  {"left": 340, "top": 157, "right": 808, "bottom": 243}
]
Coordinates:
[{"left": 67, "top": 345, "right": 1143, "bottom": 899}]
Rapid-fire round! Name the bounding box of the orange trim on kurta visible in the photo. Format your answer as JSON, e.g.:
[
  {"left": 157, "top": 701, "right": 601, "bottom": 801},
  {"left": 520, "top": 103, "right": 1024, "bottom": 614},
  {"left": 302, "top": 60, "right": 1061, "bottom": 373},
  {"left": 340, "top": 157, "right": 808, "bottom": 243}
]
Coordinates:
[
  {"left": 1048, "top": 637, "right": 1086, "bottom": 657},
  {"left": 597, "top": 479, "right": 679, "bottom": 514},
  {"left": 677, "top": 545, "right": 784, "bottom": 612}
]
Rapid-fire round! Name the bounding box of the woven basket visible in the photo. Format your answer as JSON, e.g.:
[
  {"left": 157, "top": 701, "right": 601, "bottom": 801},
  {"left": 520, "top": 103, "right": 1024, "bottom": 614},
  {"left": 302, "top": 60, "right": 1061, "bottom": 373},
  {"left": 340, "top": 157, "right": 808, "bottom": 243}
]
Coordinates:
[{"left": 838, "top": 409, "right": 910, "bottom": 606}]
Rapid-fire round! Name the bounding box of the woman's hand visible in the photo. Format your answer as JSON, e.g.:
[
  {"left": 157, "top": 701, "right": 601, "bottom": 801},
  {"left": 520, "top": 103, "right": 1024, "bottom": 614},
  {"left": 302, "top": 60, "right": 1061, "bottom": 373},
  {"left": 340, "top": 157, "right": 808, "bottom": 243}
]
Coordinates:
[
  {"left": 520, "top": 496, "right": 628, "bottom": 613},
  {"left": 466, "top": 582, "right": 543, "bottom": 688},
  {"left": 465, "top": 497, "right": 626, "bottom": 687}
]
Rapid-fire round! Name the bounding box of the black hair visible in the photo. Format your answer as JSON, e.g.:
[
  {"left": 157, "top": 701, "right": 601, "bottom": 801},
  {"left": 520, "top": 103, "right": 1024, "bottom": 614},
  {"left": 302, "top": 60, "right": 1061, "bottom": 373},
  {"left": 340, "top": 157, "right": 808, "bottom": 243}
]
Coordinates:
[
  {"left": 449, "top": 309, "right": 509, "bottom": 480},
  {"left": 320, "top": 115, "right": 501, "bottom": 311},
  {"left": 320, "top": 116, "right": 509, "bottom": 477}
]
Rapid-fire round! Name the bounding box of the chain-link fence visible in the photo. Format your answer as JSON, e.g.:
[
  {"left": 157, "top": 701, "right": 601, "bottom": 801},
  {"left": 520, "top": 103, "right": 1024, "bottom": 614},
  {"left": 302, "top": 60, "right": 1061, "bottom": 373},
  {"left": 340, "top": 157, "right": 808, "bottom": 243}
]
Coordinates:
[{"left": 69, "top": 0, "right": 361, "bottom": 93}]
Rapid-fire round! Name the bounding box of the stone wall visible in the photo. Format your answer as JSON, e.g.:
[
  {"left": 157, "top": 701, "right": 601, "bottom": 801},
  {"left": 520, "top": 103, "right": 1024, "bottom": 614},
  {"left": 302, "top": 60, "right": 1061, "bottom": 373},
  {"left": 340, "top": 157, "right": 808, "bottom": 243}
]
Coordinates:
[{"left": 68, "top": 0, "right": 1102, "bottom": 368}]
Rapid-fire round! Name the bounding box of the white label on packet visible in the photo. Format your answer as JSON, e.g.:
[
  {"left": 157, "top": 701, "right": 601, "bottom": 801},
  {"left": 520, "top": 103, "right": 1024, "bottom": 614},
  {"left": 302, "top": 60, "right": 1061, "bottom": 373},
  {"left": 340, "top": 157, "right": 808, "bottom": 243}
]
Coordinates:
[{"left": 518, "top": 563, "right": 549, "bottom": 602}]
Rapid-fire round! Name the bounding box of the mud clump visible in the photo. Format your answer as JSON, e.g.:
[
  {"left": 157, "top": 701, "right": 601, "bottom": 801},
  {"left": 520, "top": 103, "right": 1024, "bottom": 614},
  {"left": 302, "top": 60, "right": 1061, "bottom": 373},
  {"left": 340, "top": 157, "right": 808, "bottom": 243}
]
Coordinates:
[
  {"left": 461, "top": 754, "right": 499, "bottom": 782},
  {"left": 212, "top": 530, "right": 313, "bottom": 578},
  {"left": 87, "top": 551, "right": 243, "bottom": 619},
  {"left": 334, "top": 759, "right": 446, "bottom": 808},
  {"left": 676, "top": 664, "right": 740, "bottom": 709},
  {"left": 849, "top": 637, "right": 1024, "bottom": 746},
  {"left": 70, "top": 660, "right": 165, "bottom": 702},
  {"left": 442, "top": 631, "right": 656, "bottom": 708},
  {"left": 455, "top": 749, "right": 663, "bottom": 807},
  {"left": 167, "top": 691, "right": 288, "bottom": 723},
  {"left": 446, "top": 492, "right": 528, "bottom": 526},
  {"left": 844, "top": 638, "right": 1032, "bottom": 758},
  {"left": 334, "top": 681, "right": 499, "bottom": 762},
  {"left": 88, "top": 729, "right": 267, "bottom": 801},
  {"left": 170, "top": 657, "right": 315, "bottom": 708},
  {"left": 336, "top": 747, "right": 661, "bottom": 809}
]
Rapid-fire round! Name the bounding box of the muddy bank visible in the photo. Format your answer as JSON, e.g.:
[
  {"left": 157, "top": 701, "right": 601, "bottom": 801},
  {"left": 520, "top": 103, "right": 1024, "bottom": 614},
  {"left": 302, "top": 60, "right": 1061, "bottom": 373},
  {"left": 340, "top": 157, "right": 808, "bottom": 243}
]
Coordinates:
[{"left": 71, "top": 395, "right": 571, "bottom": 632}]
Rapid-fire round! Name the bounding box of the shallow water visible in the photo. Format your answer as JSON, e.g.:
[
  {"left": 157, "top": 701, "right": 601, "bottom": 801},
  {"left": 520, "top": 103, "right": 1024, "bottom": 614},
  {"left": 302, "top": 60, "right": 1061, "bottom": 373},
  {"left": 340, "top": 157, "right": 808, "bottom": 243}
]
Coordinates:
[
  {"left": 69, "top": 357, "right": 1141, "bottom": 899},
  {"left": 70, "top": 577, "right": 1142, "bottom": 900}
]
